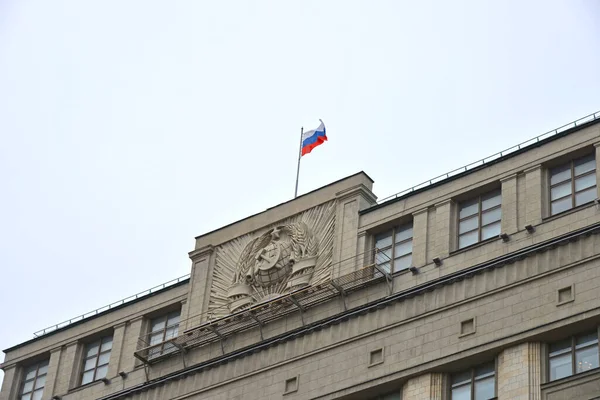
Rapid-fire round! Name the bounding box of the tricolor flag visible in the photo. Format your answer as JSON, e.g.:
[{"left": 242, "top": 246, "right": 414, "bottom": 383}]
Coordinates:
[{"left": 301, "top": 120, "right": 327, "bottom": 156}]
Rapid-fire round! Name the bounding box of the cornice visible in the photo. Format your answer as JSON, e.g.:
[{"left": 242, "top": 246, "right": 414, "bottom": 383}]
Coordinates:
[{"left": 98, "top": 221, "right": 600, "bottom": 400}]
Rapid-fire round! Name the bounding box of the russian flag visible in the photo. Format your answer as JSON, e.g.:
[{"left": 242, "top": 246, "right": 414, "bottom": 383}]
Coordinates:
[{"left": 301, "top": 120, "right": 327, "bottom": 156}]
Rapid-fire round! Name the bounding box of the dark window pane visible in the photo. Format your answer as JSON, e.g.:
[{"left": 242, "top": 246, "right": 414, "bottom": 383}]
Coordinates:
[
  {"left": 22, "top": 380, "right": 34, "bottom": 394},
  {"left": 85, "top": 342, "right": 100, "bottom": 358},
  {"left": 167, "top": 313, "right": 180, "bottom": 327},
  {"left": 574, "top": 154, "right": 595, "bottom": 176},
  {"left": 24, "top": 366, "right": 37, "bottom": 381},
  {"left": 550, "top": 339, "right": 572, "bottom": 355},
  {"left": 451, "top": 370, "right": 472, "bottom": 386},
  {"left": 151, "top": 316, "right": 167, "bottom": 332},
  {"left": 475, "top": 362, "right": 495, "bottom": 377},
  {"left": 575, "top": 188, "right": 596, "bottom": 206},
  {"left": 20, "top": 394, "right": 32, "bottom": 400},
  {"left": 481, "top": 190, "right": 501, "bottom": 210},
  {"left": 37, "top": 362, "right": 49, "bottom": 376},
  {"left": 576, "top": 332, "right": 598, "bottom": 346},
  {"left": 100, "top": 337, "right": 113, "bottom": 352},
  {"left": 459, "top": 231, "right": 478, "bottom": 249},
  {"left": 150, "top": 332, "right": 164, "bottom": 345},
  {"left": 550, "top": 164, "right": 572, "bottom": 185},
  {"left": 395, "top": 224, "right": 413, "bottom": 242},
  {"left": 549, "top": 353, "right": 572, "bottom": 381},
  {"left": 459, "top": 216, "right": 479, "bottom": 234},
  {"left": 551, "top": 197, "right": 572, "bottom": 215},
  {"left": 459, "top": 198, "right": 479, "bottom": 219},
  {"left": 482, "top": 208, "right": 501, "bottom": 225},
  {"left": 551, "top": 182, "right": 572, "bottom": 201},
  {"left": 375, "top": 231, "right": 393, "bottom": 249},
  {"left": 98, "top": 352, "right": 110, "bottom": 366}
]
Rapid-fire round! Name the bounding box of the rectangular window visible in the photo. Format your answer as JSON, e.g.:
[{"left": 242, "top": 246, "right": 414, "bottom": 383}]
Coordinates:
[
  {"left": 549, "top": 331, "right": 599, "bottom": 381},
  {"left": 81, "top": 336, "right": 113, "bottom": 385},
  {"left": 458, "top": 189, "right": 501, "bottom": 249},
  {"left": 20, "top": 360, "right": 49, "bottom": 400},
  {"left": 549, "top": 154, "right": 597, "bottom": 215},
  {"left": 148, "top": 310, "right": 180, "bottom": 359},
  {"left": 451, "top": 362, "right": 495, "bottom": 400},
  {"left": 374, "top": 223, "right": 413, "bottom": 273}
]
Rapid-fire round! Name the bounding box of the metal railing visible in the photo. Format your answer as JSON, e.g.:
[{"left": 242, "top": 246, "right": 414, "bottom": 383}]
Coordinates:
[
  {"left": 133, "top": 248, "right": 393, "bottom": 364},
  {"left": 33, "top": 274, "right": 190, "bottom": 338},
  {"left": 377, "top": 111, "right": 600, "bottom": 204}
]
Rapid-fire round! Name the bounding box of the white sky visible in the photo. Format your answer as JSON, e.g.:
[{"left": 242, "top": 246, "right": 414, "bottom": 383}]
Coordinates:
[{"left": 1, "top": 0, "right": 599, "bottom": 386}]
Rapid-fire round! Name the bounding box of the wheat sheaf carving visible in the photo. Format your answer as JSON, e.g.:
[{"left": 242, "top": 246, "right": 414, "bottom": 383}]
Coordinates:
[{"left": 207, "top": 201, "right": 335, "bottom": 319}]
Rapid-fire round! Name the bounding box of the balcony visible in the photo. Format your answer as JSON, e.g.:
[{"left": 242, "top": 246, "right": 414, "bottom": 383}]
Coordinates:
[{"left": 134, "top": 248, "right": 392, "bottom": 364}]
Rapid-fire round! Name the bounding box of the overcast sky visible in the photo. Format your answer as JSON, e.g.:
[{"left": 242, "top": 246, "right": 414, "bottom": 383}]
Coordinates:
[{"left": 1, "top": 0, "right": 599, "bottom": 385}]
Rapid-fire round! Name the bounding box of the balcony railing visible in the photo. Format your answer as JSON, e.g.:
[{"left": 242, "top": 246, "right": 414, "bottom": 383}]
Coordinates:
[{"left": 133, "top": 248, "right": 392, "bottom": 364}]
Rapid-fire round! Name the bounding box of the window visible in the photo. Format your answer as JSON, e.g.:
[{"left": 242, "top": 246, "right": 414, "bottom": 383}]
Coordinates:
[
  {"left": 370, "top": 393, "right": 401, "bottom": 400},
  {"left": 19, "top": 360, "right": 48, "bottom": 400},
  {"left": 81, "top": 336, "right": 112, "bottom": 385},
  {"left": 451, "top": 362, "right": 495, "bottom": 400},
  {"left": 148, "top": 310, "right": 180, "bottom": 359},
  {"left": 549, "top": 154, "right": 597, "bottom": 215},
  {"left": 549, "top": 331, "right": 599, "bottom": 381},
  {"left": 458, "top": 189, "right": 501, "bottom": 249},
  {"left": 374, "top": 223, "right": 413, "bottom": 273}
]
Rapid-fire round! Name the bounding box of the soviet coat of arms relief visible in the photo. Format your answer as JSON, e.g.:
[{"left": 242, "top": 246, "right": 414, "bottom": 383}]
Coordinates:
[{"left": 207, "top": 201, "right": 336, "bottom": 318}]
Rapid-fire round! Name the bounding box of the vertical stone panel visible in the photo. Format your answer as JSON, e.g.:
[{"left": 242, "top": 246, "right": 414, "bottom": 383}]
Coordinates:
[
  {"left": 412, "top": 208, "right": 428, "bottom": 267},
  {"left": 44, "top": 347, "right": 62, "bottom": 397},
  {"left": 107, "top": 322, "right": 127, "bottom": 378},
  {"left": 595, "top": 142, "right": 600, "bottom": 200},
  {"left": 53, "top": 341, "right": 80, "bottom": 394},
  {"left": 185, "top": 246, "right": 215, "bottom": 324},
  {"left": 524, "top": 165, "right": 543, "bottom": 225},
  {"left": 402, "top": 372, "right": 443, "bottom": 400},
  {"left": 501, "top": 174, "right": 518, "bottom": 235},
  {"left": 0, "top": 365, "right": 17, "bottom": 400},
  {"left": 517, "top": 172, "right": 526, "bottom": 230},
  {"left": 426, "top": 205, "right": 436, "bottom": 262},
  {"left": 434, "top": 199, "right": 453, "bottom": 257},
  {"left": 122, "top": 316, "right": 145, "bottom": 371},
  {"left": 497, "top": 342, "right": 541, "bottom": 400}
]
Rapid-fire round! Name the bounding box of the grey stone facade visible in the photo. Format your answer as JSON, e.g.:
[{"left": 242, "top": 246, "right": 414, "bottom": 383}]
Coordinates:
[{"left": 2, "top": 116, "right": 600, "bottom": 400}]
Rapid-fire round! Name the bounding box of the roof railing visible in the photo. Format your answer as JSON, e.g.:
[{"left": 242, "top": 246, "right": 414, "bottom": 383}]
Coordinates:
[
  {"left": 377, "top": 111, "right": 600, "bottom": 204},
  {"left": 33, "top": 274, "right": 191, "bottom": 338}
]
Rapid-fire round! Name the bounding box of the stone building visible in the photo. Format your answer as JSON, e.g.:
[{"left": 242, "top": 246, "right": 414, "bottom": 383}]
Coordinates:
[{"left": 2, "top": 112, "right": 600, "bottom": 400}]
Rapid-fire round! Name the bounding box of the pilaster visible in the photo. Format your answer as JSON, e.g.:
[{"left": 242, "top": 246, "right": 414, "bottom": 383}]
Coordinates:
[
  {"left": 0, "top": 364, "right": 17, "bottom": 400},
  {"left": 44, "top": 346, "right": 63, "bottom": 397},
  {"left": 411, "top": 208, "right": 429, "bottom": 267},
  {"left": 594, "top": 142, "right": 600, "bottom": 200},
  {"left": 106, "top": 321, "right": 127, "bottom": 379},
  {"left": 186, "top": 245, "right": 215, "bottom": 323},
  {"left": 524, "top": 165, "right": 543, "bottom": 225},
  {"left": 497, "top": 342, "right": 542, "bottom": 400},
  {"left": 434, "top": 199, "right": 453, "bottom": 258},
  {"left": 53, "top": 341, "right": 80, "bottom": 393},
  {"left": 402, "top": 372, "right": 444, "bottom": 400},
  {"left": 500, "top": 173, "right": 519, "bottom": 235}
]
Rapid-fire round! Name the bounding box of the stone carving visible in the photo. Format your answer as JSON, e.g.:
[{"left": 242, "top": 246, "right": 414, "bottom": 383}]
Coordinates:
[{"left": 207, "top": 201, "right": 335, "bottom": 318}]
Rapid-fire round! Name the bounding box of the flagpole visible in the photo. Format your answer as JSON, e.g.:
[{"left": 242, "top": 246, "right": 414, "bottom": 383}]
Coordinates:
[{"left": 294, "top": 127, "right": 303, "bottom": 198}]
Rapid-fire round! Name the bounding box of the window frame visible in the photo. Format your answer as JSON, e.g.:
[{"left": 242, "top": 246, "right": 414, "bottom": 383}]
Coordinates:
[
  {"left": 547, "top": 330, "right": 599, "bottom": 382},
  {"left": 457, "top": 189, "right": 502, "bottom": 250},
  {"left": 373, "top": 222, "right": 413, "bottom": 273},
  {"left": 548, "top": 153, "right": 597, "bottom": 216},
  {"left": 19, "top": 359, "right": 49, "bottom": 400},
  {"left": 147, "top": 310, "right": 181, "bottom": 359},
  {"left": 80, "top": 335, "right": 113, "bottom": 386},
  {"left": 449, "top": 361, "right": 497, "bottom": 400}
]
